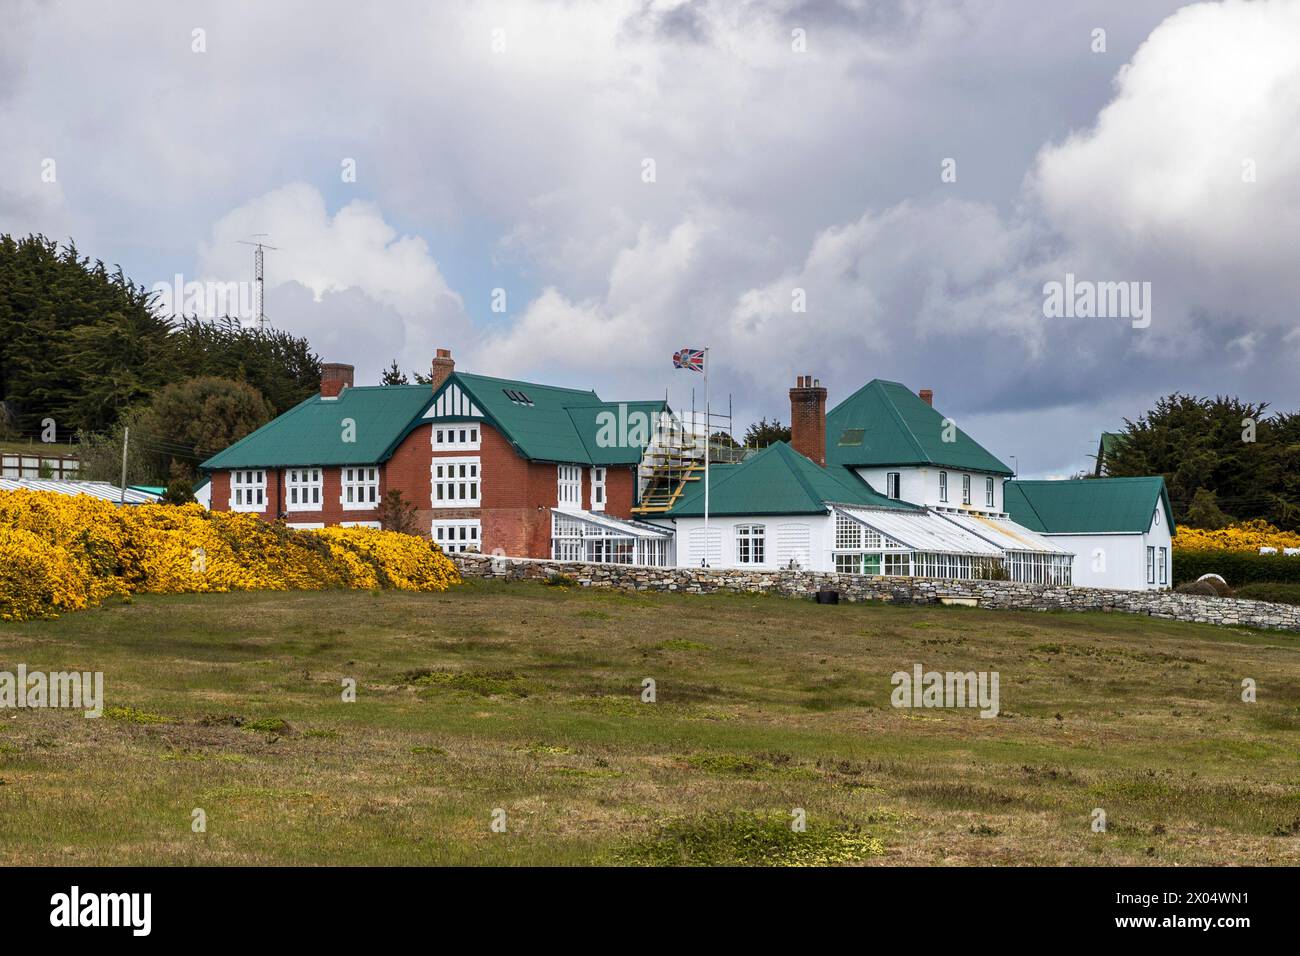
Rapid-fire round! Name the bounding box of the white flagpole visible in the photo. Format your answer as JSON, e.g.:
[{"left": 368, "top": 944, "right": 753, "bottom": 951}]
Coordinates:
[{"left": 703, "top": 348, "right": 710, "bottom": 567}]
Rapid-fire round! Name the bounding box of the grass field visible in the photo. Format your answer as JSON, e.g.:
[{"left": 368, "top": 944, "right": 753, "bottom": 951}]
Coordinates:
[{"left": 2, "top": 579, "right": 1299, "bottom": 866}]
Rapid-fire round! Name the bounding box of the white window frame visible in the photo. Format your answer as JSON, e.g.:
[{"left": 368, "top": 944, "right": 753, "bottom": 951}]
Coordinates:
[
  {"left": 432, "top": 457, "right": 480, "bottom": 508},
  {"left": 433, "top": 519, "right": 481, "bottom": 554},
  {"left": 340, "top": 465, "right": 380, "bottom": 510},
  {"left": 229, "top": 469, "right": 266, "bottom": 511},
  {"left": 962, "top": 474, "right": 972, "bottom": 506},
  {"left": 886, "top": 472, "right": 901, "bottom": 500},
  {"left": 985, "top": 476, "right": 995, "bottom": 509},
  {"left": 939, "top": 471, "right": 948, "bottom": 503},
  {"left": 286, "top": 521, "right": 323, "bottom": 530},
  {"left": 557, "top": 464, "right": 582, "bottom": 508},
  {"left": 590, "top": 467, "right": 607, "bottom": 512},
  {"left": 431, "top": 422, "right": 481, "bottom": 451},
  {"left": 1146, "top": 546, "right": 1156, "bottom": 584},
  {"left": 1158, "top": 547, "right": 1168, "bottom": 585},
  {"left": 340, "top": 520, "right": 381, "bottom": 529},
  {"left": 285, "top": 467, "right": 323, "bottom": 511},
  {"left": 735, "top": 524, "right": 766, "bottom": 565}
]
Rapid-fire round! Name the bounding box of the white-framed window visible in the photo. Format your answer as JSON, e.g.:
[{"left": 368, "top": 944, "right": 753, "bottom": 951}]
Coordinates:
[
  {"left": 285, "top": 467, "right": 323, "bottom": 511},
  {"left": 558, "top": 464, "right": 582, "bottom": 507},
  {"left": 1158, "top": 547, "right": 1168, "bottom": 585},
  {"left": 985, "top": 476, "right": 995, "bottom": 509},
  {"left": 432, "top": 457, "right": 480, "bottom": 508},
  {"left": 1146, "top": 546, "right": 1156, "bottom": 584},
  {"left": 229, "top": 469, "right": 266, "bottom": 511},
  {"left": 939, "top": 471, "right": 948, "bottom": 503},
  {"left": 735, "top": 524, "right": 766, "bottom": 564},
  {"left": 340, "top": 520, "right": 381, "bottom": 529},
  {"left": 432, "top": 422, "right": 480, "bottom": 451},
  {"left": 286, "top": 522, "right": 323, "bottom": 530},
  {"left": 962, "top": 474, "right": 971, "bottom": 505},
  {"left": 1153, "top": 508, "right": 1161, "bottom": 527},
  {"left": 433, "top": 519, "right": 480, "bottom": 554},
  {"left": 341, "top": 465, "right": 380, "bottom": 509},
  {"left": 886, "top": 472, "right": 901, "bottom": 499},
  {"left": 590, "top": 467, "right": 607, "bottom": 512}
]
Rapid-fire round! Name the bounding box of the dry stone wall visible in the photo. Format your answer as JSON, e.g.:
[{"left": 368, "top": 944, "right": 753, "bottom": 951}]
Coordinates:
[{"left": 452, "top": 553, "right": 1300, "bottom": 632}]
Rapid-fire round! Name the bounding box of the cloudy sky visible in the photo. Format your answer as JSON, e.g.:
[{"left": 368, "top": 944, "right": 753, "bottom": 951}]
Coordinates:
[{"left": 2, "top": 0, "right": 1298, "bottom": 477}]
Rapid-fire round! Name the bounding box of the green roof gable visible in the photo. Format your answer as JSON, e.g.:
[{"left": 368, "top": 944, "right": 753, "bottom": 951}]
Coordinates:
[
  {"left": 1004, "top": 477, "right": 1175, "bottom": 535},
  {"left": 825, "top": 380, "right": 1012, "bottom": 475},
  {"left": 427, "top": 372, "right": 664, "bottom": 465},
  {"left": 201, "top": 385, "right": 434, "bottom": 470},
  {"left": 666, "top": 441, "right": 919, "bottom": 517}
]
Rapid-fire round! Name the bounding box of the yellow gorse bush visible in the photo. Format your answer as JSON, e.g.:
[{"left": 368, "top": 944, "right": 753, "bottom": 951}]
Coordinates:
[
  {"left": 1173, "top": 519, "right": 1300, "bottom": 553},
  {"left": 0, "top": 489, "right": 460, "bottom": 621}
]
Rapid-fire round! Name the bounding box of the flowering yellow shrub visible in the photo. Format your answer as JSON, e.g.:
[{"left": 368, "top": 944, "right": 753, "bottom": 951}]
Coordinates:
[
  {"left": 0, "top": 490, "right": 460, "bottom": 621},
  {"left": 1173, "top": 519, "right": 1300, "bottom": 553}
]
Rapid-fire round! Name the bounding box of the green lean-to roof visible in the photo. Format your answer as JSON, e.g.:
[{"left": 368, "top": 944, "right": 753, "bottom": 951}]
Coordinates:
[
  {"left": 200, "top": 385, "right": 434, "bottom": 469},
  {"left": 665, "top": 441, "right": 920, "bottom": 517},
  {"left": 1004, "top": 477, "right": 1175, "bottom": 535},
  {"left": 825, "top": 380, "right": 1013, "bottom": 475}
]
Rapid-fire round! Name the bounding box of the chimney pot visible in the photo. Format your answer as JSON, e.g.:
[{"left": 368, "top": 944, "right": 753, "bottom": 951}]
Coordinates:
[
  {"left": 431, "top": 348, "right": 456, "bottom": 391},
  {"left": 919, "top": 388, "right": 933, "bottom": 407},
  {"left": 320, "top": 363, "right": 354, "bottom": 398}
]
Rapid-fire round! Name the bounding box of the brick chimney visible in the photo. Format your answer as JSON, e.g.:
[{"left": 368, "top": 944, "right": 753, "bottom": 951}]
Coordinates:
[
  {"left": 320, "top": 363, "right": 354, "bottom": 399},
  {"left": 919, "top": 388, "right": 933, "bottom": 406},
  {"left": 789, "top": 374, "right": 828, "bottom": 466},
  {"left": 431, "top": 348, "right": 455, "bottom": 391}
]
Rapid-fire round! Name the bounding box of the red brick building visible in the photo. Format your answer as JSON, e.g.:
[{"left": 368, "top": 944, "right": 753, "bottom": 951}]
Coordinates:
[{"left": 202, "top": 349, "right": 673, "bottom": 562}]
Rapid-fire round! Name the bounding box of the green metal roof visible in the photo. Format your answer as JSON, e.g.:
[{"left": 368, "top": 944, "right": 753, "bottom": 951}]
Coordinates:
[
  {"left": 566, "top": 401, "right": 669, "bottom": 466},
  {"left": 825, "top": 380, "right": 1013, "bottom": 475},
  {"left": 201, "top": 370, "right": 668, "bottom": 471},
  {"left": 1004, "top": 477, "right": 1175, "bottom": 535},
  {"left": 200, "top": 385, "right": 434, "bottom": 469},
  {"left": 426, "top": 372, "right": 664, "bottom": 465},
  {"left": 666, "top": 441, "right": 920, "bottom": 517}
]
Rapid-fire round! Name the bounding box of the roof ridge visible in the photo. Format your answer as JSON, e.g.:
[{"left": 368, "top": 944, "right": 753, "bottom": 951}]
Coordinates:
[
  {"left": 456, "top": 370, "right": 599, "bottom": 397},
  {"left": 874, "top": 381, "right": 930, "bottom": 462},
  {"left": 773, "top": 442, "right": 828, "bottom": 509}
]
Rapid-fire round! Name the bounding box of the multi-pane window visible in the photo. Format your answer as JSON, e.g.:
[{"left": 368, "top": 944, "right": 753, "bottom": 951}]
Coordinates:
[
  {"left": 558, "top": 464, "right": 582, "bottom": 507},
  {"left": 285, "top": 468, "right": 322, "bottom": 510},
  {"left": 432, "top": 423, "right": 480, "bottom": 451},
  {"left": 1158, "top": 547, "right": 1167, "bottom": 585},
  {"left": 735, "top": 524, "right": 766, "bottom": 564},
  {"left": 432, "top": 458, "right": 480, "bottom": 507},
  {"left": 341, "top": 466, "right": 379, "bottom": 508},
  {"left": 433, "top": 519, "right": 480, "bottom": 553},
  {"left": 939, "top": 471, "right": 948, "bottom": 503},
  {"left": 1146, "top": 546, "right": 1156, "bottom": 584},
  {"left": 835, "top": 512, "right": 862, "bottom": 550},
  {"left": 962, "top": 474, "right": 972, "bottom": 505},
  {"left": 886, "top": 472, "right": 901, "bottom": 499},
  {"left": 985, "top": 476, "right": 995, "bottom": 509},
  {"left": 590, "top": 467, "right": 607, "bottom": 511},
  {"left": 229, "top": 470, "right": 266, "bottom": 511}
]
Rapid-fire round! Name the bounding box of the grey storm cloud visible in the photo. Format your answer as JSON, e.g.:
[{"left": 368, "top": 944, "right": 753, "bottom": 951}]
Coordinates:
[{"left": 1, "top": 0, "right": 1298, "bottom": 477}]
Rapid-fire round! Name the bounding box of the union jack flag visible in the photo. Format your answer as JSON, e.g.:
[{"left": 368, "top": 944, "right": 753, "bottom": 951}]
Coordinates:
[{"left": 673, "top": 348, "right": 705, "bottom": 372}]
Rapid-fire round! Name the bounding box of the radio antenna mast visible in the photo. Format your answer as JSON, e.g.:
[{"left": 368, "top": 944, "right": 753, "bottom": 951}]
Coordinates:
[{"left": 237, "top": 234, "right": 279, "bottom": 331}]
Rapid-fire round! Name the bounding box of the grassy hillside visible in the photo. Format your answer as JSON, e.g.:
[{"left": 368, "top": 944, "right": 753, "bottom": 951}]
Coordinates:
[{"left": 1, "top": 581, "right": 1298, "bottom": 865}]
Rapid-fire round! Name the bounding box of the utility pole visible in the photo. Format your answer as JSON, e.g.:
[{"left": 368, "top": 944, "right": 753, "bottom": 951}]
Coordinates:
[{"left": 119, "top": 427, "right": 129, "bottom": 505}]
